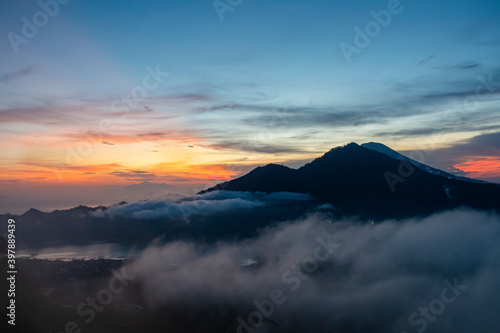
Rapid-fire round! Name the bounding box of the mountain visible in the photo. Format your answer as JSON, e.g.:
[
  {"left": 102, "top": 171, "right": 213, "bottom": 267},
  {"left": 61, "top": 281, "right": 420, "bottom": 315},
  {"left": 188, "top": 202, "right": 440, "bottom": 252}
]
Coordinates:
[
  {"left": 202, "top": 163, "right": 303, "bottom": 193},
  {"left": 361, "top": 142, "right": 487, "bottom": 184},
  {"left": 201, "top": 143, "right": 500, "bottom": 219}
]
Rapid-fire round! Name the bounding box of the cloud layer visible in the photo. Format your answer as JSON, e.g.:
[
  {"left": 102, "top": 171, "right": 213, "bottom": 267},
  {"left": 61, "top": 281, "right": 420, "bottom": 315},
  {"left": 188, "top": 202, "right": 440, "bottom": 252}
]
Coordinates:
[
  {"left": 126, "top": 209, "right": 500, "bottom": 333},
  {"left": 93, "top": 191, "right": 315, "bottom": 220}
]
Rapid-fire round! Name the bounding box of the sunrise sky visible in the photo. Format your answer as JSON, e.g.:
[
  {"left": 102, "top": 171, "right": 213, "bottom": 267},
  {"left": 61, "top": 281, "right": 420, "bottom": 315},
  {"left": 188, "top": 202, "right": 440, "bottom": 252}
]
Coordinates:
[{"left": 1, "top": 0, "right": 499, "bottom": 213}]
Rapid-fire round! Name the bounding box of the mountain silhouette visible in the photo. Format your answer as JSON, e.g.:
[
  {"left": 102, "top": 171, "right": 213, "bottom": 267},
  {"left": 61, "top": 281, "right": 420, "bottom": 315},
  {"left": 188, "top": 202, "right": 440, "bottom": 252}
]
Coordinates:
[
  {"left": 361, "top": 142, "right": 488, "bottom": 184},
  {"left": 201, "top": 143, "right": 500, "bottom": 219}
]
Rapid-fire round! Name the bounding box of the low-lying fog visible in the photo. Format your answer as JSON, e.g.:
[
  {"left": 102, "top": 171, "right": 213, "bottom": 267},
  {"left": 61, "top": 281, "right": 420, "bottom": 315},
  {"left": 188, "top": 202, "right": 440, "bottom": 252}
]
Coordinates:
[{"left": 123, "top": 208, "right": 500, "bottom": 333}]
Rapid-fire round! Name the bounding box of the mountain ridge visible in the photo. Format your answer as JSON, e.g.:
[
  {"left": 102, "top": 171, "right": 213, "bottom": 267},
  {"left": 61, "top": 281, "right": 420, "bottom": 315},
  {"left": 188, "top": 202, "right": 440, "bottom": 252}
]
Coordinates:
[
  {"left": 361, "top": 142, "right": 488, "bottom": 184},
  {"left": 201, "top": 142, "right": 500, "bottom": 219}
]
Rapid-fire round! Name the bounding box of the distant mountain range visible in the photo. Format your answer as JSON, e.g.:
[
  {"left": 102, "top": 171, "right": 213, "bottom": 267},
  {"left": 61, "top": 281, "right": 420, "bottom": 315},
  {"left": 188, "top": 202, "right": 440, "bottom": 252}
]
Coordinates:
[
  {"left": 2, "top": 142, "right": 499, "bottom": 250},
  {"left": 201, "top": 142, "right": 500, "bottom": 219}
]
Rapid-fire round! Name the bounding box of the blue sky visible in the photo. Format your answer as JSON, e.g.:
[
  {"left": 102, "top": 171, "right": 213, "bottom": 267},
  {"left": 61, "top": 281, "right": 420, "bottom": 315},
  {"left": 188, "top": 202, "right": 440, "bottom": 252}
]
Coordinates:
[
  {"left": 1, "top": 0, "right": 500, "bottom": 212},
  {"left": 2, "top": 0, "right": 499, "bottom": 107}
]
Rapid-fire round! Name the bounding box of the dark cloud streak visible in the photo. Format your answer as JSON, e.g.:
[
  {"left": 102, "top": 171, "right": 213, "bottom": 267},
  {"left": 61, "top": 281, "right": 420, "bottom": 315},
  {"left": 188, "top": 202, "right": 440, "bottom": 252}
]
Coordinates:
[{"left": 0, "top": 66, "right": 33, "bottom": 82}]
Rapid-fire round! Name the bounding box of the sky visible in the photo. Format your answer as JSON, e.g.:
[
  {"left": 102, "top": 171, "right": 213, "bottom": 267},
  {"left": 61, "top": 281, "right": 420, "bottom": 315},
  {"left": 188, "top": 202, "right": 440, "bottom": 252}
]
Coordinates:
[{"left": 0, "top": 0, "right": 500, "bottom": 213}]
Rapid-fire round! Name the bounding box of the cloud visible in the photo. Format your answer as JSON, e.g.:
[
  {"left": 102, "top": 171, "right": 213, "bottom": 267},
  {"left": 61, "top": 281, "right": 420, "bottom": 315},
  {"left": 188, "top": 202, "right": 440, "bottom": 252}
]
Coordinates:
[
  {"left": 124, "top": 209, "right": 500, "bottom": 332},
  {"left": 457, "top": 9, "right": 500, "bottom": 46},
  {"left": 202, "top": 141, "right": 312, "bottom": 154},
  {"left": 421, "top": 88, "right": 499, "bottom": 100},
  {"left": 0, "top": 100, "right": 173, "bottom": 128},
  {"left": 453, "top": 157, "right": 500, "bottom": 180},
  {"left": 131, "top": 170, "right": 149, "bottom": 174},
  {"left": 434, "top": 61, "right": 482, "bottom": 71},
  {"left": 93, "top": 197, "right": 264, "bottom": 220},
  {"left": 376, "top": 123, "right": 500, "bottom": 139},
  {"left": 205, "top": 104, "right": 388, "bottom": 128},
  {"left": 193, "top": 69, "right": 500, "bottom": 149},
  {"left": 25, "top": 161, "right": 122, "bottom": 172},
  {"left": 0, "top": 66, "right": 33, "bottom": 82},
  {"left": 314, "top": 203, "right": 336, "bottom": 211},
  {"left": 93, "top": 191, "right": 314, "bottom": 220},
  {"left": 409, "top": 131, "right": 500, "bottom": 167},
  {"left": 109, "top": 170, "right": 160, "bottom": 182},
  {"left": 417, "top": 55, "right": 434, "bottom": 66},
  {"left": 454, "top": 131, "right": 500, "bottom": 154},
  {"left": 0, "top": 106, "right": 82, "bottom": 125}
]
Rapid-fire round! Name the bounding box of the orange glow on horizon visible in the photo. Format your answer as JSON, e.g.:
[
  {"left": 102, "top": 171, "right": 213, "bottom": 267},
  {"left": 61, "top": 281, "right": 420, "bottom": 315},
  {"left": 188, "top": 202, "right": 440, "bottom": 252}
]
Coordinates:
[
  {"left": 0, "top": 132, "right": 312, "bottom": 187},
  {"left": 453, "top": 157, "right": 500, "bottom": 179},
  {"left": 0, "top": 162, "right": 242, "bottom": 185}
]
